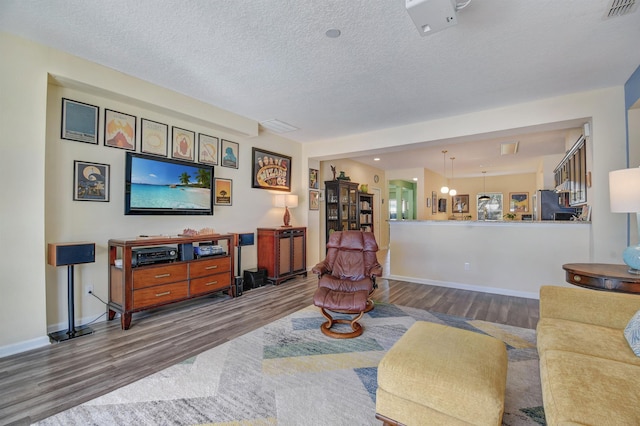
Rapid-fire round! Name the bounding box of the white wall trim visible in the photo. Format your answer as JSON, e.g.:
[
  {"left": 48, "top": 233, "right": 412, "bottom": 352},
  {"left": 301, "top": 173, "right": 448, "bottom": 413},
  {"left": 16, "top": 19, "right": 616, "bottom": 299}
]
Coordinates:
[
  {"left": 385, "top": 274, "right": 540, "bottom": 300},
  {"left": 0, "top": 336, "right": 50, "bottom": 358}
]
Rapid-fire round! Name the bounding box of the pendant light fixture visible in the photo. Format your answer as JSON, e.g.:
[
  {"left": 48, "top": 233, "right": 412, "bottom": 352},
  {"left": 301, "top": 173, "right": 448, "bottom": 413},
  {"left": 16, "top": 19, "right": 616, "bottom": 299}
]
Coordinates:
[
  {"left": 440, "top": 150, "right": 449, "bottom": 194},
  {"left": 448, "top": 157, "right": 457, "bottom": 196},
  {"left": 479, "top": 171, "right": 490, "bottom": 200}
]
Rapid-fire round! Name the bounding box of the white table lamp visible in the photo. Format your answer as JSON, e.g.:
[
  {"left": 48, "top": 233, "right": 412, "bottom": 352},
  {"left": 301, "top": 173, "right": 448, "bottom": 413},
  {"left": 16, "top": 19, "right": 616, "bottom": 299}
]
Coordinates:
[
  {"left": 273, "top": 194, "right": 298, "bottom": 227},
  {"left": 609, "top": 167, "right": 640, "bottom": 274}
]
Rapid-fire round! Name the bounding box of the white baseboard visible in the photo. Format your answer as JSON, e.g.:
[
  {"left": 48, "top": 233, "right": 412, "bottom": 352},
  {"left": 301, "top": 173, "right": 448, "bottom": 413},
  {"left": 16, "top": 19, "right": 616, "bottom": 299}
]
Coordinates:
[
  {"left": 385, "top": 274, "right": 539, "bottom": 300},
  {"left": 0, "top": 335, "right": 50, "bottom": 358}
]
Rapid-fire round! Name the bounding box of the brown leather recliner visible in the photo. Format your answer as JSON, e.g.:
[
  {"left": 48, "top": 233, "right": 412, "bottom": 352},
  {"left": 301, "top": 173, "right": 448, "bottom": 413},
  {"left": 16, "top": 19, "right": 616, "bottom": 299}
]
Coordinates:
[{"left": 312, "top": 231, "right": 383, "bottom": 338}]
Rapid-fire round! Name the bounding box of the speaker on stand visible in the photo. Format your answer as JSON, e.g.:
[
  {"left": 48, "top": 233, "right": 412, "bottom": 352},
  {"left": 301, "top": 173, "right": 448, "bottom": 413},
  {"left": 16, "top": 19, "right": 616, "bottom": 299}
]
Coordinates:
[
  {"left": 233, "top": 233, "right": 255, "bottom": 296},
  {"left": 47, "top": 242, "right": 96, "bottom": 342}
]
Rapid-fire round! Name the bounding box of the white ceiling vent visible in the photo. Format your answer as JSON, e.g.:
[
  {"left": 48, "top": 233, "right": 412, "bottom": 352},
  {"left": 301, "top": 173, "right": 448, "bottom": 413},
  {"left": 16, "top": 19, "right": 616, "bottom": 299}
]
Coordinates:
[
  {"left": 605, "top": 0, "right": 637, "bottom": 18},
  {"left": 259, "top": 119, "right": 299, "bottom": 134}
]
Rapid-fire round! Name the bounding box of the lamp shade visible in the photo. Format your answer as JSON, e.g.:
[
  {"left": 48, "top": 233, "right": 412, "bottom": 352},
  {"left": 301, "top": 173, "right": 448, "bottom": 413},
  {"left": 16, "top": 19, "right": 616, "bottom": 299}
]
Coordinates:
[
  {"left": 609, "top": 168, "right": 640, "bottom": 213},
  {"left": 273, "top": 194, "right": 298, "bottom": 208}
]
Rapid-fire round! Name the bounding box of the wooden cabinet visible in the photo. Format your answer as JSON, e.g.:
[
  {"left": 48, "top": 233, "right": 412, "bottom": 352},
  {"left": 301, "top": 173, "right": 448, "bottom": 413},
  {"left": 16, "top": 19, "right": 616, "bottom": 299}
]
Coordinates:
[
  {"left": 325, "top": 180, "right": 359, "bottom": 242},
  {"left": 108, "top": 234, "right": 234, "bottom": 330},
  {"left": 359, "top": 192, "right": 374, "bottom": 233},
  {"left": 554, "top": 135, "right": 587, "bottom": 207},
  {"left": 257, "top": 227, "right": 307, "bottom": 285}
]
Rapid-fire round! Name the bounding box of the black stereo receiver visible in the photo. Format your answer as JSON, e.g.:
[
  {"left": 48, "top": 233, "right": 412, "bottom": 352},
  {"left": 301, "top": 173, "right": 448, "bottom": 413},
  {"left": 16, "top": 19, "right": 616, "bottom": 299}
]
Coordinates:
[{"left": 131, "top": 246, "right": 178, "bottom": 267}]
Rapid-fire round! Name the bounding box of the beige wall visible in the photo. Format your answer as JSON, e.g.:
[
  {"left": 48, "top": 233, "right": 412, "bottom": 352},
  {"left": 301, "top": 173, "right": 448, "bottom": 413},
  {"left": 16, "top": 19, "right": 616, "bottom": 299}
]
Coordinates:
[{"left": 0, "top": 32, "right": 304, "bottom": 354}]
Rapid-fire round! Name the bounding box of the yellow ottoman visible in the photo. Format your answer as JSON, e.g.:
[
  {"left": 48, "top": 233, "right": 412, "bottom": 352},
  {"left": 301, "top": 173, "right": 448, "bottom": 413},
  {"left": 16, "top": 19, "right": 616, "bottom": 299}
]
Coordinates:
[{"left": 376, "top": 321, "right": 508, "bottom": 426}]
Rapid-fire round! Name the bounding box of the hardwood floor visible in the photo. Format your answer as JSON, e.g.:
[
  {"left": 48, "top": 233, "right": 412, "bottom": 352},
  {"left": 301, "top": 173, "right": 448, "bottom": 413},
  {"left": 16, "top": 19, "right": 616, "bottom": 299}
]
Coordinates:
[{"left": 0, "top": 274, "right": 539, "bottom": 425}]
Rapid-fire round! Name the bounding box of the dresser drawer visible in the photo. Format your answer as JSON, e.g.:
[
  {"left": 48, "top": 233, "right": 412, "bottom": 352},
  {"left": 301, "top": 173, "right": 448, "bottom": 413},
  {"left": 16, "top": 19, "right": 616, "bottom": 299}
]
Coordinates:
[
  {"left": 133, "top": 282, "right": 188, "bottom": 309},
  {"left": 190, "top": 256, "right": 231, "bottom": 278},
  {"left": 132, "top": 263, "right": 188, "bottom": 289},
  {"left": 190, "top": 273, "right": 232, "bottom": 295}
]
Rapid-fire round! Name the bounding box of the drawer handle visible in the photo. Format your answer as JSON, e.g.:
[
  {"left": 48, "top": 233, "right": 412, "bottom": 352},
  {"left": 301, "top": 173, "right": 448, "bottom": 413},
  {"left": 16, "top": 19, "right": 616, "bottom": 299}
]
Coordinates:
[
  {"left": 205, "top": 265, "right": 218, "bottom": 270},
  {"left": 205, "top": 281, "right": 218, "bottom": 286},
  {"left": 155, "top": 273, "right": 171, "bottom": 279},
  {"left": 155, "top": 291, "right": 171, "bottom": 297},
  {"left": 574, "top": 275, "right": 582, "bottom": 282}
]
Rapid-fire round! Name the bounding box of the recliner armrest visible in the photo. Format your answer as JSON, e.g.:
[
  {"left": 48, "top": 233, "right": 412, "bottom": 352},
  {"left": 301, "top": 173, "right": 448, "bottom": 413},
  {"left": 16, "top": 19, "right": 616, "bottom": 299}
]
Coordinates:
[{"left": 312, "top": 262, "right": 330, "bottom": 276}]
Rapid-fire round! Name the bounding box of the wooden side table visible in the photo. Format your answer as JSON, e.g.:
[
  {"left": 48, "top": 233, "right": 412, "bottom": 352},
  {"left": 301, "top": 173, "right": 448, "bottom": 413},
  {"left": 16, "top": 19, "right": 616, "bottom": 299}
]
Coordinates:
[{"left": 562, "top": 263, "right": 640, "bottom": 294}]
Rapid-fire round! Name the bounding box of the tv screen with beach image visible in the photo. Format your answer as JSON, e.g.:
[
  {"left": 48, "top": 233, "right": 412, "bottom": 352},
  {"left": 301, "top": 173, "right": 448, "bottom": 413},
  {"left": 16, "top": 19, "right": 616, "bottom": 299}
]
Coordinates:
[{"left": 125, "top": 153, "right": 213, "bottom": 215}]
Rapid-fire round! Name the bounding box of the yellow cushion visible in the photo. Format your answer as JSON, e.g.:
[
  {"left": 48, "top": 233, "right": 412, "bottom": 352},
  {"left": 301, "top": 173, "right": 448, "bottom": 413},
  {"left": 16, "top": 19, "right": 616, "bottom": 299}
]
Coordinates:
[
  {"left": 537, "top": 318, "right": 640, "bottom": 367},
  {"left": 539, "top": 350, "right": 640, "bottom": 425},
  {"left": 377, "top": 321, "right": 507, "bottom": 425}
]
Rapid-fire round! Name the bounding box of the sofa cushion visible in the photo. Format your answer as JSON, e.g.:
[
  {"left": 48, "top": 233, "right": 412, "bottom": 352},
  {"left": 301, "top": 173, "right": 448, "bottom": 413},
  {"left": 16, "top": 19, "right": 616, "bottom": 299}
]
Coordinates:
[
  {"left": 624, "top": 310, "right": 640, "bottom": 357},
  {"left": 537, "top": 318, "right": 640, "bottom": 367},
  {"left": 539, "top": 350, "right": 640, "bottom": 425}
]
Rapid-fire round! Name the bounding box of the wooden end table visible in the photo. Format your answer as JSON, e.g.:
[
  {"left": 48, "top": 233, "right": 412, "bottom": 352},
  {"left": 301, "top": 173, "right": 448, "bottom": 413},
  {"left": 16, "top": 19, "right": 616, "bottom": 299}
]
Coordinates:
[{"left": 562, "top": 263, "right": 640, "bottom": 294}]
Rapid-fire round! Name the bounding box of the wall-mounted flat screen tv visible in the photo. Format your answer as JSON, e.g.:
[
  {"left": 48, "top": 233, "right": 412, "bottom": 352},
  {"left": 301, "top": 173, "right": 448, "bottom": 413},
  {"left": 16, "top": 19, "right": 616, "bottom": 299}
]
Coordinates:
[{"left": 125, "top": 152, "right": 214, "bottom": 215}]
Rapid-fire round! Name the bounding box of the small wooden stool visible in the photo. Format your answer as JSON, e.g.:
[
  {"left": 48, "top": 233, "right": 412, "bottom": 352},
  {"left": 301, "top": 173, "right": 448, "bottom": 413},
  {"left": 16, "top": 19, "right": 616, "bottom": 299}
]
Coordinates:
[{"left": 376, "top": 321, "right": 508, "bottom": 426}]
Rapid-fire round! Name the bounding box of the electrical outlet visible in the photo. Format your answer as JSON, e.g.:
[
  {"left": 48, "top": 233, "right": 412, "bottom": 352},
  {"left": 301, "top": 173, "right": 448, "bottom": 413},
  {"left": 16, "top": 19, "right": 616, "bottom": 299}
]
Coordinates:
[
  {"left": 464, "top": 262, "right": 470, "bottom": 271},
  {"left": 85, "top": 284, "right": 93, "bottom": 295}
]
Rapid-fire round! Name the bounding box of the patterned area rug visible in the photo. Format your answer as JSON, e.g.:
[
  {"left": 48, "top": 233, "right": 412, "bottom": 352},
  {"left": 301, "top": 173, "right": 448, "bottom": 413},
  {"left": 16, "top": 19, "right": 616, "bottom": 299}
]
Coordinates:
[{"left": 36, "top": 303, "right": 545, "bottom": 425}]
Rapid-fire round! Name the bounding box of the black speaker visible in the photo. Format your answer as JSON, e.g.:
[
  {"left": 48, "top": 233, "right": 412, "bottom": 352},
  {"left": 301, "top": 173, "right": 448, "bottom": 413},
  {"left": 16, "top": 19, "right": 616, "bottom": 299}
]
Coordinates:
[
  {"left": 243, "top": 268, "right": 267, "bottom": 290},
  {"left": 48, "top": 242, "right": 95, "bottom": 266},
  {"left": 238, "top": 233, "right": 254, "bottom": 246},
  {"left": 235, "top": 276, "right": 244, "bottom": 296}
]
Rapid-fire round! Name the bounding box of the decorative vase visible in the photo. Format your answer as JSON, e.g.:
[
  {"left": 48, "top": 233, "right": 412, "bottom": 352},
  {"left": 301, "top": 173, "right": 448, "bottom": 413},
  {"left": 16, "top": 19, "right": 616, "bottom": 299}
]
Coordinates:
[{"left": 360, "top": 184, "right": 368, "bottom": 193}]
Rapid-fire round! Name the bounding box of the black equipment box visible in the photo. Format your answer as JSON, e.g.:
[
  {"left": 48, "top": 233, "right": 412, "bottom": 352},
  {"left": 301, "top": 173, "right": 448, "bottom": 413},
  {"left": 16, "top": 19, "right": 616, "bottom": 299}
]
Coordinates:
[
  {"left": 243, "top": 268, "right": 268, "bottom": 290},
  {"left": 132, "top": 246, "right": 178, "bottom": 267}
]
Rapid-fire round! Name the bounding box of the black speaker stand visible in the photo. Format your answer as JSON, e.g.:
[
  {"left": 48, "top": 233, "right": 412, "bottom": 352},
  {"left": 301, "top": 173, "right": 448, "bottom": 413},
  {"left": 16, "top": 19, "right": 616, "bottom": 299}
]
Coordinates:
[{"left": 48, "top": 264, "right": 94, "bottom": 342}]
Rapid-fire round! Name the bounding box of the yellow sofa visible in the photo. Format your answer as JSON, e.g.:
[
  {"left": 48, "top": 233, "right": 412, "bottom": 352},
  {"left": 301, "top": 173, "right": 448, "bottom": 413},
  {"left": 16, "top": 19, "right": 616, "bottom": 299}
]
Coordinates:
[{"left": 537, "top": 285, "right": 640, "bottom": 425}]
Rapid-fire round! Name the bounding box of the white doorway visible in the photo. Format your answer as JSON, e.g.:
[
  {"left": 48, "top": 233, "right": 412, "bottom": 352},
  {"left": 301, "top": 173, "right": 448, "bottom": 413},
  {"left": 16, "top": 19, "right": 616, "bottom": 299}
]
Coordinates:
[{"left": 371, "top": 187, "right": 383, "bottom": 248}]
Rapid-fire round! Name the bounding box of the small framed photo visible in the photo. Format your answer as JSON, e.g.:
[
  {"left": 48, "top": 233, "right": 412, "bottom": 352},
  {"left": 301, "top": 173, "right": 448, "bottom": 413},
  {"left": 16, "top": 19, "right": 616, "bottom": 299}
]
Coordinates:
[
  {"left": 221, "top": 139, "right": 239, "bottom": 169},
  {"left": 251, "top": 147, "right": 291, "bottom": 191},
  {"left": 309, "top": 190, "right": 319, "bottom": 210},
  {"left": 509, "top": 192, "right": 529, "bottom": 212},
  {"left": 104, "top": 109, "right": 136, "bottom": 150},
  {"left": 214, "top": 177, "right": 233, "bottom": 206},
  {"left": 452, "top": 194, "right": 470, "bottom": 213},
  {"left": 73, "top": 160, "right": 110, "bottom": 202},
  {"left": 171, "top": 126, "right": 195, "bottom": 161},
  {"left": 61, "top": 98, "right": 99, "bottom": 144},
  {"left": 309, "top": 168, "right": 319, "bottom": 189},
  {"left": 141, "top": 118, "right": 168, "bottom": 156},
  {"left": 198, "top": 133, "right": 219, "bottom": 165}
]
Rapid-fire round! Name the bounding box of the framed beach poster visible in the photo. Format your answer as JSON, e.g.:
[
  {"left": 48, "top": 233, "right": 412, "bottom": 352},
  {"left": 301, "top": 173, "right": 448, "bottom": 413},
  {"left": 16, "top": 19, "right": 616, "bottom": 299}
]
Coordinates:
[
  {"left": 171, "top": 126, "right": 195, "bottom": 161},
  {"left": 251, "top": 147, "right": 291, "bottom": 191},
  {"left": 221, "top": 139, "right": 239, "bottom": 169},
  {"left": 104, "top": 109, "right": 136, "bottom": 150},
  {"left": 61, "top": 98, "right": 99, "bottom": 144},
  {"left": 214, "top": 178, "right": 232, "bottom": 206},
  {"left": 141, "top": 118, "right": 168, "bottom": 156},
  {"left": 198, "top": 133, "right": 219, "bottom": 165},
  {"left": 73, "top": 160, "right": 110, "bottom": 202}
]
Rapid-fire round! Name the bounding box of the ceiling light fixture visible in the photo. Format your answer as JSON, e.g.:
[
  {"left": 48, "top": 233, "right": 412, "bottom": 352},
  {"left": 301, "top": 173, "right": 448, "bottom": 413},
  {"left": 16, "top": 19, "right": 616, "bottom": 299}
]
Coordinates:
[
  {"left": 440, "top": 150, "right": 449, "bottom": 194},
  {"left": 479, "top": 171, "right": 490, "bottom": 201},
  {"left": 500, "top": 141, "right": 519, "bottom": 155},
  {"left": 374, "top": 157, "right": 381, "bottom": 161},
  {"left": 448, "top": 157, "right": 457, "bottom": 196}
]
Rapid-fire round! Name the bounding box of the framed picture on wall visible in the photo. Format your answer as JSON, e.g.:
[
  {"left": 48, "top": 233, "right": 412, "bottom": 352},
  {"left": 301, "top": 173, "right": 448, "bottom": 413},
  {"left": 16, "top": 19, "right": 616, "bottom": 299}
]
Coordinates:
[
  {"left": 451, "top": 194, "right": 470, "bottom": 213},
  {"left": 214, "top": 177, "right": 232, "bottom": 206},
  {"left": 171, "top": 126, "right": 195, "bottom": 161},
  {"left": 251, "top": 147, "right": 291, "bottom": 191},
  {"left": 309, "top": 190, "right": 319, "bottom": 210},
  {"left": 198, "top": 133, "right": 219, "bottom": 165},
  {"left": 432, "top": 191, "right": 437, "bottom": 214},
  {"left": 140, "top": 118, "right": 168, "bottom": 157},
  {"left": 221, "top": 139, "right": 239, "bottom": 169},
  {"left": 61, "top": 98, "right": 99, "bottom": 144},
  {"left": 509, "top": 192, "right": 529, "bottom": 212},
  {"left": 73, "top": 160, "right": 110, "bottom": 202},
  {"left": 309, "top": 168, "right": 319, "bottom": 189},
  {"left": 104, "top": 109, "right": 136, "bottom": 150}
]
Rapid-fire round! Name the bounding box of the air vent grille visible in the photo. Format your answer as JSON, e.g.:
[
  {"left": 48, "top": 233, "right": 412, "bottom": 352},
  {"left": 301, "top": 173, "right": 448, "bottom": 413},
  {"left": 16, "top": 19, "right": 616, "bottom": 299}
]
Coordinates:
[{"left": 605, "top": 0, "right": 637, "bottom": 18}]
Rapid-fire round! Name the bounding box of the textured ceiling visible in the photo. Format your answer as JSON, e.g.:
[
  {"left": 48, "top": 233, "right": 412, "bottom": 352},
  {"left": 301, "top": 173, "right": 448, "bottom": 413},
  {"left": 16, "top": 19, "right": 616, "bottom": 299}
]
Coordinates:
[{"left": 1, "top": 0, "right": 639, "bottom": 175}]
